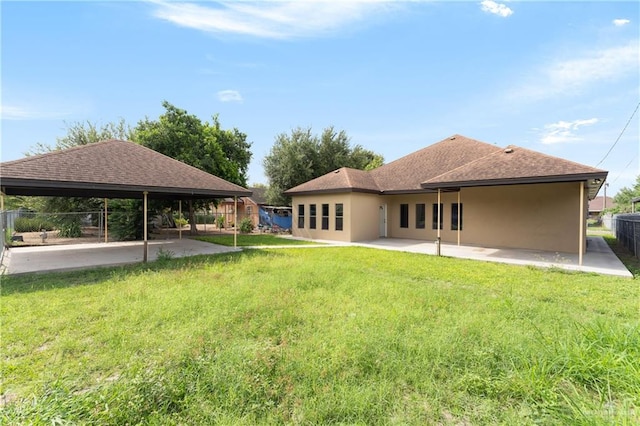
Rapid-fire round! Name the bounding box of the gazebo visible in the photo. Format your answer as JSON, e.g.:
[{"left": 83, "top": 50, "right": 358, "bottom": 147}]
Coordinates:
[{"left": 0, "top": 139, "right": 251, "bottom": 261}]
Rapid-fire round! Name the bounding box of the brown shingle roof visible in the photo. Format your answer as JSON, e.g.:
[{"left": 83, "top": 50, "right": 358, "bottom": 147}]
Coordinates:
[
  {"left": 285, "top": 167, "right": 379, "bottom": 195},
  {"left": 284, "top": 134, "right": 608, "bottom": 199},
  {"left": 0, "top": 139, "right": 251, "bottom": 199},
  {"left": 370, "top": 134, "right": 501, "bottom": 192},
  {"left": 422, "top": 145, "right": 606, "bottom": 187},
  {"left": 589, "top": 196, "right": 615, "bottom": 212}
]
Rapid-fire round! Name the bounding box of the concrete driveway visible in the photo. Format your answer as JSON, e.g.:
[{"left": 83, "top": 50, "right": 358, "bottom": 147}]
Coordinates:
[{"left": 1, "top": 238, "right": 239, "bottom": 275}]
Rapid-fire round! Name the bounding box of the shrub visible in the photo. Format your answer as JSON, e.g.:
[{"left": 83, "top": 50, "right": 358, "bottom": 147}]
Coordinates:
[
  {"left": 239, "top": 217, "right": 253, "bottom": 234},
  {"left": 216, "top": 215, "right": 225, "bottom": 229},
  {"left": 57, "top": 220, "right": 82, "bottom": 238},
  {"left": 14, "top": 217, "right": 55, "bottom": 233},
  {"left": 174, "top": 217, "right": 189, "bottom": 228}
]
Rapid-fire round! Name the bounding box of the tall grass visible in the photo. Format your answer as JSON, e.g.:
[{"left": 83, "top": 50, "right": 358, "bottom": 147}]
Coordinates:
[{"left": 2, "top": 248, "right": 638, "bottom": 424}]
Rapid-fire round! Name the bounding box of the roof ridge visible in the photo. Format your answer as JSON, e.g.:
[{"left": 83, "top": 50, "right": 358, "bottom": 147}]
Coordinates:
[
  {"left": 422, "top": 143, "right": 503, "bottom": 184},
  {"left": 504, "top": 144, "right": 607, "bottom": 173},
  {"left": 1, "top": 139, "right": 128, "bottom": 166}
]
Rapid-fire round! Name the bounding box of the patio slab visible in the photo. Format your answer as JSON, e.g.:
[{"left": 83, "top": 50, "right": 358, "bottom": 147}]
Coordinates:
[
  {"left": 347, "top": 236, "right": 632, "bottom": 278},
  {"left": 1, "top": 238, "right": 239, "bottom": 275}
]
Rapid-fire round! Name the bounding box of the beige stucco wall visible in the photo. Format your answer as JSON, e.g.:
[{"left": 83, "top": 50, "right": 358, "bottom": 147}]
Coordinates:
[
  {"left": 291, "top": 192, "right": 383, "bottom": 242},
  {"left": 385, "top": 182, "right": 585, "bottom": 253},
  {"left": 292, "top": 182, "right": 586, "bottom": 253}
]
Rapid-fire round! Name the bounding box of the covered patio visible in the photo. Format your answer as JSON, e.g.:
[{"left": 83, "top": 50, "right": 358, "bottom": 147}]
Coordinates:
[{"left": 0, "top": 140, "right": 251, "bottom": 267}]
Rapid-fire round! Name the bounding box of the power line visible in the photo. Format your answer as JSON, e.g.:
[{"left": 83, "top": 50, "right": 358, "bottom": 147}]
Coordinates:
[
  {"left": 595, "top": 100, "right": 640, "bottom": 168},
  {"left": 609, "top": 153, "right": 638, "bottom": 185}
]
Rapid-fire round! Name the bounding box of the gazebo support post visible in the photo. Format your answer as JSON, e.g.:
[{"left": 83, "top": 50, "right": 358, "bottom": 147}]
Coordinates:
[
  {"left": 143, "top": 191, "right": 148, "bottom": 263},
  {"left": 179, "top": 200, "right": 182, "bottom": 240},
  {"left": 234, "top": 196, "right": 238, "bottom": 248},
  {"left": 104, "top": 198, "right": 108, "bottom": 243},
  {"left": 579, "top": 182, "right": 584, "bottom": 266}
]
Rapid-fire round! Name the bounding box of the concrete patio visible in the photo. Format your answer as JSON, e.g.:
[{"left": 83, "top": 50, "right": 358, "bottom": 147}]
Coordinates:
[{"left": 0, "top": 235, "right": 632, "bottom": 278}]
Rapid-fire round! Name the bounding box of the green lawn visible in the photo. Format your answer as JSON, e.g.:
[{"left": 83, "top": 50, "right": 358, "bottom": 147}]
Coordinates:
[
  {"left": 194, "top": 233, "right": 317, "bottom": 247},
  {"left": 2, "top": 247, "right": 638, "bottom": 424}
]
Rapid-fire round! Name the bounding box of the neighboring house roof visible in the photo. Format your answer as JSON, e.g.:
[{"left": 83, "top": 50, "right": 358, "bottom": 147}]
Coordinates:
[
  {"left": 285, "top": 134, "right": 607, "bottom": 199},
  {"left": 588, "top": 196, "right": 615, "bottom": 213},
  {"left": 247, "top": 186, "right": 268, "bottom": 205},
  {"left": 0, "top": 139, "right": 252, "bottom": 199}
]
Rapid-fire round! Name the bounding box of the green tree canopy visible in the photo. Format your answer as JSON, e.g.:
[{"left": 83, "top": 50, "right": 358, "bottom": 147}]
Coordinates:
[
  {"left": 27, "top": 119, "right": 133, "bottom": 156},
  {"left": 263, "top": 126, "right": 383, "bottom": 206},
  {"left": 134, "top": 101, "right": 253, "bottom": 234},
  {"left": 611, "top": 175, "right": 640, "bottom": 213}
]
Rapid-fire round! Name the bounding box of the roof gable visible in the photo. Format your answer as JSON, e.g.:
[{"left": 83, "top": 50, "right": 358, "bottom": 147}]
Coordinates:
[
  {"left": 370, "top": 135, "right": 501, "bottom": 192},
  {"left": 0, "top": 140, "right": 251, "bottom": 199}
]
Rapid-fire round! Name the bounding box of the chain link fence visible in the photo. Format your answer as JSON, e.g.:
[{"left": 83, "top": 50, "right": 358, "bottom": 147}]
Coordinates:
[{"left": 613, "top": 213, "right": 640, "bottom": 259}]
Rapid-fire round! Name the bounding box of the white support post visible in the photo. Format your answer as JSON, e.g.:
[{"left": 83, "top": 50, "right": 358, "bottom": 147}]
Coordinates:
[
  {"left": 179, "top": 200, "right": 182, "bottom": 240},
  {"left": 234, "top": 196, "right": 238, "bottom": 248},
  {"left": 143, "top": 192, "right": 148, "bottom": 263},
  {"left": 579, "top": 182, "right": 584, "bottom": 266}
]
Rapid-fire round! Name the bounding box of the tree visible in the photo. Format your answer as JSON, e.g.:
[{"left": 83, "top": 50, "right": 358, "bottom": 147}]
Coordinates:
[
  {"left": 27, "top": 119, "right": 133, "bottom": 155},
  {"left": 20, "top": 120, "right": 134, "bottom": 220},
  {"left": 611, "top": 175, "right": 640, "bottom": 213},
  {"left": 263, "top": 126, "right": 383, "bottom": 205},
  {"left": 134, "top": 101, "right": 253, "bottom": 234}
]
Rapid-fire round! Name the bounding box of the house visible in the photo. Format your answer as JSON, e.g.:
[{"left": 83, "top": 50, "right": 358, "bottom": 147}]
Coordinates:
[
  {"left": 285, "top": 135, "right": 607, "bottom": 254},
  {"left": 588, "top": 196, "right": 615, "bottom": 219},
  {"left": 217, "top": 187, "right": 292, "bottom": 230}
]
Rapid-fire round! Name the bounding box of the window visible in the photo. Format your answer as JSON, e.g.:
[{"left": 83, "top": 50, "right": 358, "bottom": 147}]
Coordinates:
[
  {"left": 309, "top": 204, "right": 317, "bottom": 229},
  {"left": 451, "top": 203, "right": 463, "bottom": 230},
  {"left": 416, "top": 203, "right": 426, "bottom": 229},
  {"left": 322, "top": 204, "right": 329, "bottom": 230},
  {"left": 335, "top": 203, "right": 344, "bottom": 231},
  {"left": 246, "top": 205, "right": 252, "bottom": 216},
  {"left": 400, "top": 204, "right": 409, "bottom": 228},
  {"left": 297, "top": 204, "right": 305, "bottom": 229},
  {"left": 432, "top": 203, "right": 443, "bottom": 230}
]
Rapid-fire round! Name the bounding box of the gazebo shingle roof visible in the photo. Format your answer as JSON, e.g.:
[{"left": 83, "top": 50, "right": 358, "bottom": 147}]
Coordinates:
[{"left": 0, "top": 139, "right": 251, "bottom": 199}]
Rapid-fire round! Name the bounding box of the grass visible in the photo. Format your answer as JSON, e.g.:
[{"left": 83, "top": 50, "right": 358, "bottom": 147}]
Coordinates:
[
  {"left": 194, "top": 233, "right": 317, "bottom": 247},
  {"left": 603, "top": 234, "right": 640, "bottom": 277},
  {"left": 2, "top": 247, "right": 639, "bottom": 424}
]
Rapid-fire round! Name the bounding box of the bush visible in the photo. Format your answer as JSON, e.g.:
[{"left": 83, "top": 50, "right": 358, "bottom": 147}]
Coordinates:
[
  {"left": 174, "top": 217, "right": 189, "bottom": 228},
  {"left": 239, "top": 217, "right": 253, "bottom": 234},
  {"left": 57, "top": 220, "right": 82, "bottom": 238},
  {"left": 216, "top": 215, "right": 225, "bottom": 229},
  {"left": 14, "top": 217, "right": 55, "bottom": 233}
]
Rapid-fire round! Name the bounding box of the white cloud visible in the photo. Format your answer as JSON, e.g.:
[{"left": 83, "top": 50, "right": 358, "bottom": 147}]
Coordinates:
[
  {"left": 217, "top": 90, "right": 243, "bottom": 103},
  {"left": 539, "top": 118, "right": 599, "bottom": 145},
  {"left": 0, "top": 104, "right": 73, "bottom": 120},
  {"left": 613, "top": 19, "right": 630, "bottom": 27},
  {"left": 511, "top": 39, "right": 639, "bottom": 101},
  {"left": 150, "top": 0, "right": 398, "bottom": 39},
  {"left": 480, "top": 1, "right": 513, "bottom": 18}
]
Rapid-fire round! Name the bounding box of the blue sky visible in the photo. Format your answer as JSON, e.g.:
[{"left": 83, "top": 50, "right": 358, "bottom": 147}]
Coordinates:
[{"left": 2, "top": 1, "right": 638, "bottom": 197}]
